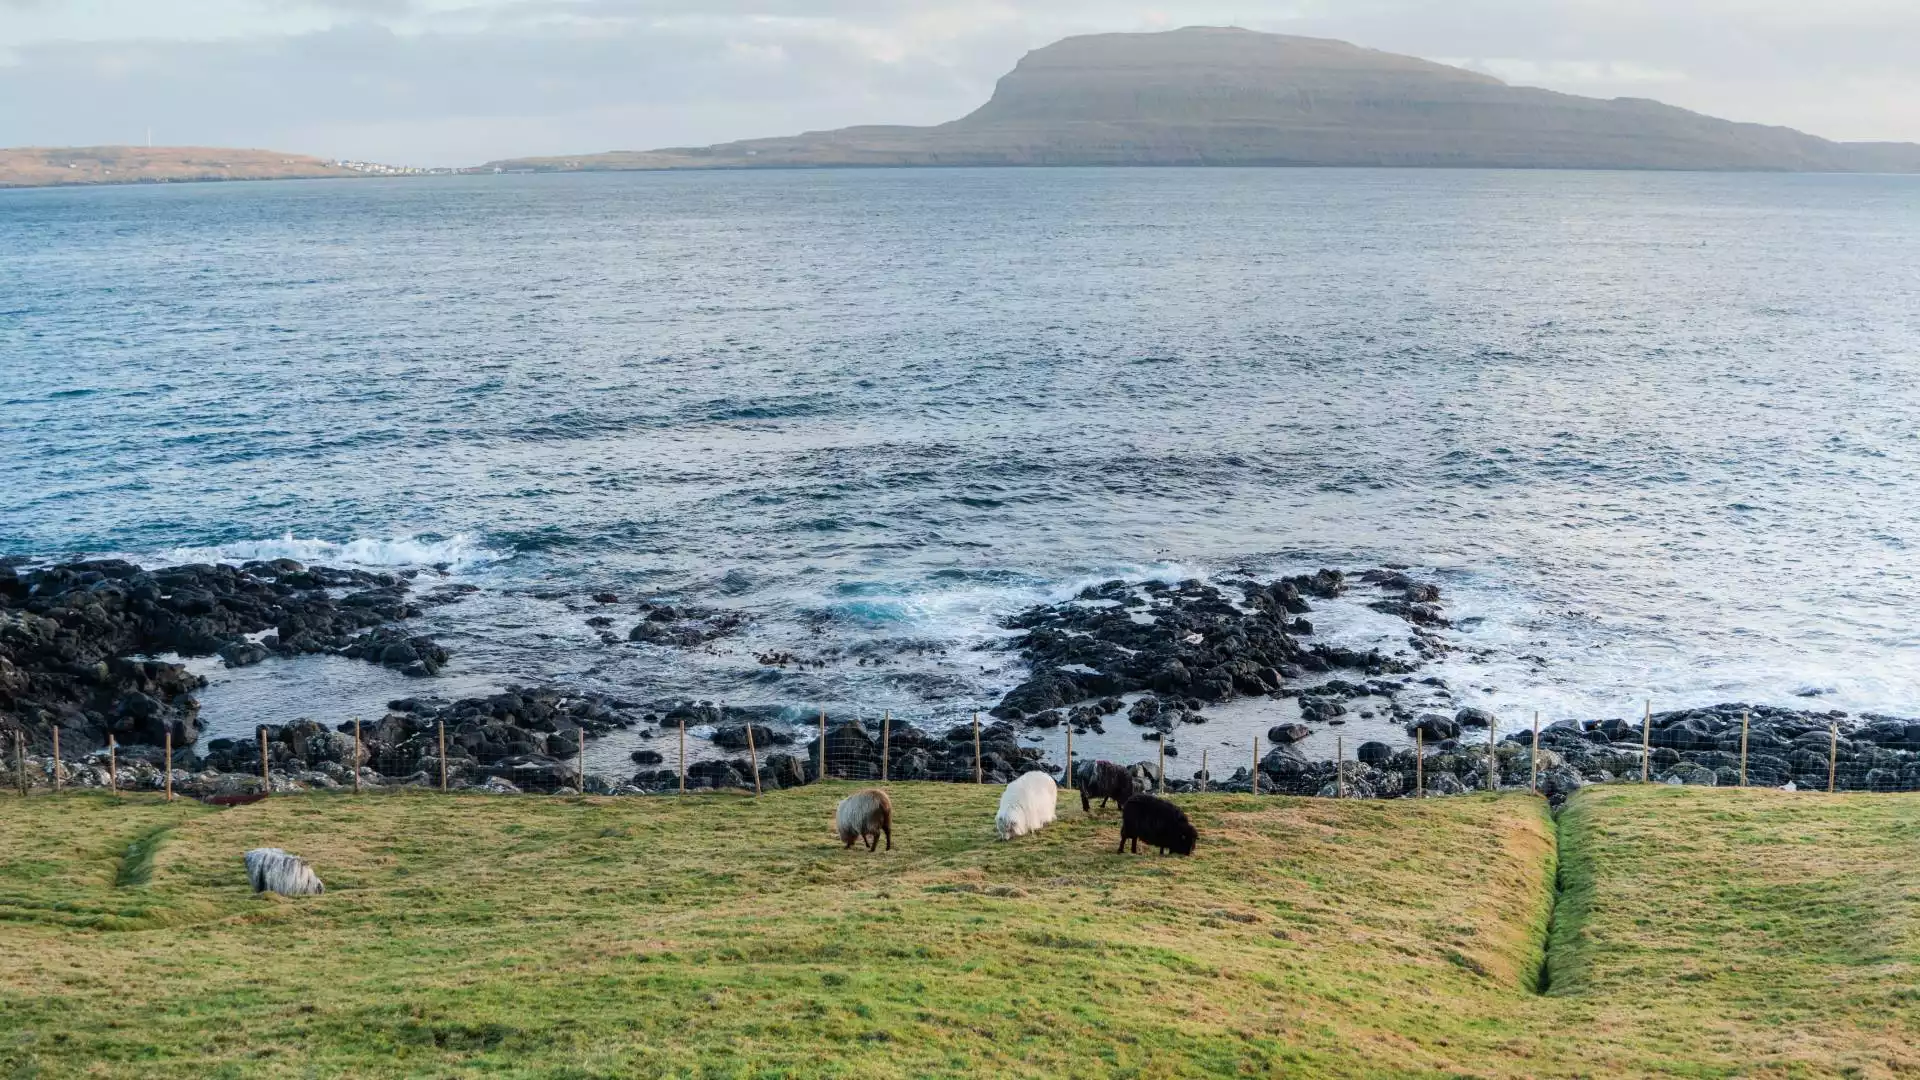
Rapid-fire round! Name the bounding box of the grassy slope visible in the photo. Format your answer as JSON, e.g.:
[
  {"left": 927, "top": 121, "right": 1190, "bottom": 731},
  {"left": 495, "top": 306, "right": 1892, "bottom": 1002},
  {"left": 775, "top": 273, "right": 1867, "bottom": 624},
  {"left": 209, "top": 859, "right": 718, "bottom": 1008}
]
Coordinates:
[{"left": 0, "top": 784, "right": 1912, "bottom": 1078}]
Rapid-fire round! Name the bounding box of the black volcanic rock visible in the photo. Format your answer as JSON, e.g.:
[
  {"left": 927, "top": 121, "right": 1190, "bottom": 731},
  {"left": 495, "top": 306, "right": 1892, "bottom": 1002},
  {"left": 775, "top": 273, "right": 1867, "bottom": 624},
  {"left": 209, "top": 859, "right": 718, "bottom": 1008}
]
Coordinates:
[{"left": 0, "top": 558, "right": 447, "bottom": 752}]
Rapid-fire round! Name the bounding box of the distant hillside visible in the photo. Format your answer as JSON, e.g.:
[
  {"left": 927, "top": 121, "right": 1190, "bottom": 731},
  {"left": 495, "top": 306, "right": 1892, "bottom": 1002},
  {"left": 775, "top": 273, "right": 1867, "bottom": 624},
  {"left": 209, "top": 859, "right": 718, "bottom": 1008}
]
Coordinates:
[
  {"left": 488, "top": 27, "right": 1920, "bottom": 174},
  {"left": 0, "top": 147, "right": 358, "bottom": 188}
]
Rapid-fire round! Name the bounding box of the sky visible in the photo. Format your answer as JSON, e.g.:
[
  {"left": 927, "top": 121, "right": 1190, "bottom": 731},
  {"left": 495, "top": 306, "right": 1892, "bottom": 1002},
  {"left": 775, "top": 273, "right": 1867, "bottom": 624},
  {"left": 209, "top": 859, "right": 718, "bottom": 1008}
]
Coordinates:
[{"left": 3, "top": 1, "right": 1918, "bottom": 166}]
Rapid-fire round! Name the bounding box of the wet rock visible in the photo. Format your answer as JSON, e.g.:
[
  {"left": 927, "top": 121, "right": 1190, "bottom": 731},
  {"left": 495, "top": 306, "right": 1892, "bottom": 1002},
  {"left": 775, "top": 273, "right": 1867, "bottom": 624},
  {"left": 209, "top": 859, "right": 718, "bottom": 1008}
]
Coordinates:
[
  {"left": 1266, "top": 723, "right": 1310, "bottom": 745},
  {"left": 711, "top": 723, "right": 791, "bottom": 751},
  {"left": 1455, "top": 708, "right": 1495, "bottom": 729},
  {"left": 1357, "top": 741, "right": 1392, "bottom": 765},
  {"left": 1408, "top": 714, "right": 1460, "bottom": 741}
]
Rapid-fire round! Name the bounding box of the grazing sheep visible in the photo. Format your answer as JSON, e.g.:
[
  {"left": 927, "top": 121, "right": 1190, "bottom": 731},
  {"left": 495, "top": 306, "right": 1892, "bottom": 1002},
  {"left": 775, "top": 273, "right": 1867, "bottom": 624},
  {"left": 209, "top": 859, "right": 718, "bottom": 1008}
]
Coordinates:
[
  {"left": 835, "top": 788, "right": 893, "bottom": 851},
  {"left": 243, "top": 847, "right": 326, "bottom": 896},
  {"left": 995, "top": 770, "right": 1059, "bottom": 840},
  {"left": 1078, "top": 759, "right": 1135, "bottom": 814},
  {"left": 1117, "top": 794, "right": 1197, "bottom": 856}
]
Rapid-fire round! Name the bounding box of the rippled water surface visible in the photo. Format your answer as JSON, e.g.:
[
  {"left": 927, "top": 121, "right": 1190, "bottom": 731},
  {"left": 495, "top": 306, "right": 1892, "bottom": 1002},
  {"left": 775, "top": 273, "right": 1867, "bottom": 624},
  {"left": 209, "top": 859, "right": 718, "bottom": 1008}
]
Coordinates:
[{"left": 3, "top": 168, "right": 1917, "bottom": 765}]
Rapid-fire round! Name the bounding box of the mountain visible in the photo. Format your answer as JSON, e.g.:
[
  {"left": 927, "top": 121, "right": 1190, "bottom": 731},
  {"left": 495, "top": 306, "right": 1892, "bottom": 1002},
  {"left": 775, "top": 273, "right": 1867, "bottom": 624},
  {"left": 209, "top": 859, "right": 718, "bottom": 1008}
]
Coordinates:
[
  {"left": 488, "top": 27, "right": 1920, "bottom": 173},
  {"left": 0, "top": 147, "right": 360, "bottom": 188}
]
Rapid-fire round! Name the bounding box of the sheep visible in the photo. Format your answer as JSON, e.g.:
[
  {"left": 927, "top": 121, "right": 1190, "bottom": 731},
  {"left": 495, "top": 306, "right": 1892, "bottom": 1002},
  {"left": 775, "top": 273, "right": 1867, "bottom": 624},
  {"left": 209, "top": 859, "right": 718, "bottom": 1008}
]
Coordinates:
[
  {"left": 835, "top": 788, "right": 893, "bottom": 851},
  {"left": 1116, "top": 794, "right": 1197, "bottom": 856},
  {"left": 995, "top": 770, "right": 1059, "bottom": 840},
  {"left": 1078, "top": 759, "right": 1135, "bottom": 814},
  {"left": 243, "top": 847, "right": 326, "bottom": 896}
]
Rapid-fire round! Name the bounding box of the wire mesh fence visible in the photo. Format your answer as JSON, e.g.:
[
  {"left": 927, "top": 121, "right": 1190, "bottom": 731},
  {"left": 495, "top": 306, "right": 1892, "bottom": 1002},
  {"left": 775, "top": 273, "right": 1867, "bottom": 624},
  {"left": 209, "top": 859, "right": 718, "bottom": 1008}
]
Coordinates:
[{"left": 6, "top": 700, "right": 1919, "bottom": 800}]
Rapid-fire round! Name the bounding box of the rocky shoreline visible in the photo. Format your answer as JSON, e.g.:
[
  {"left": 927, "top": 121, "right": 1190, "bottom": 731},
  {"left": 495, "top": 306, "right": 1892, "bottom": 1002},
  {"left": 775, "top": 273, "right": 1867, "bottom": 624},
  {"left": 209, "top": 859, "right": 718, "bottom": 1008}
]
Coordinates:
[{"left": 4, "top": 558, "right": 1917, "bottom": 802}]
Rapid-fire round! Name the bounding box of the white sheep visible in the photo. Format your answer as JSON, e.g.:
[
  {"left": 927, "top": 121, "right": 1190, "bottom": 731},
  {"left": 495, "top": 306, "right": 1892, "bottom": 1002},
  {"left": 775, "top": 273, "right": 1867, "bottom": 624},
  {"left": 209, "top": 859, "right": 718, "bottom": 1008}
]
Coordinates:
[
  {"left": 244, "top": 847, "right": 326, "bottom": 896},
  {"left": 995, "top": 770, "right": 1058, "bottom": 840}
]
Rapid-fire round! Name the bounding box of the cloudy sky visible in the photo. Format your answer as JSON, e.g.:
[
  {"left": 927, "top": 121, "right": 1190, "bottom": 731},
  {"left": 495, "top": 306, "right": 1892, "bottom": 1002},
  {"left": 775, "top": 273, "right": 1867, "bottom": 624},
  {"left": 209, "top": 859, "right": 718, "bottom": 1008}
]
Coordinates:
[{"left": 3, "top": 0, "right": 1917, "bottom": 166}]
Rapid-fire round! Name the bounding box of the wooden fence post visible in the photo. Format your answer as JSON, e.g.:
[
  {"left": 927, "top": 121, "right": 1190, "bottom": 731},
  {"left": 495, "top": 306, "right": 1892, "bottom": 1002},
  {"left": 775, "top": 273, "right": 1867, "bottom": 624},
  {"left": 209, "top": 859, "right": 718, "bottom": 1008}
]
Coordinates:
[
  {"left": 746, "top": 718, "right": 762, "bottom": 796},
  {"left": 352, "top": 717, "right": 362, "bottom": 795},
  {"left": 1640, "top": 700, "right": 1653, "bottom": 783},
  {"left": 577, "top": 728, "right": 586, "bottom": 793},
  {"left": 1251, "top": 735, "right": 1259, "bottom": 796},
  {"left": 1738, "top": 710, "right": 1749, "bottom": 787},
  {"left": 1486, "top": 719, "right": 1498, "bottom": 792},
  {"left": 1530, "top": 711, "right": 1540, "bottom": 796},
  {"left": 108, "top": 733, "right": 117, "bottom": 795},
  {"left": 1157, "top": 734, "right": 1166, "bottom": 795},
  {"left": 438, "top": 720, "right": 448, "bottom": 792},
  {"left": 14, "top": 731, "right": 25, "bottom": 797},
  {"left": 258, "top": 726, "right": 270, "bottom": 794},
  {"left": 1828, "top": 723, "right": 1839, "bottom": 793},
  {"left": 1416, "top": 728, "right": 1424, "bottom": 797},
  {"left": 1063, "top": 724, "right": 1073, "bottom": 790},
  {"left": 164, "top": 727, "right": 173, "bottom": 802},
  {"left": 1200, "top": 749, "right": 1208, "bottom": 793},
  {"left": 818, "top": 710, "right": 828, "bottom": 782},
  {"left": 1335, "top": 735, "right": 1344, "bottom": 799},
  {"left": 881, "top": 711, "right": 891, "bottom": 783},
  {"left": 51, "top": 727, "right": 61, "bottom": 792},
  {"left": 973, "top": 712, "right": 982, "bottom": 784},
  {"left": 680, "top": 718, "right": 688, "bottom": 795}
]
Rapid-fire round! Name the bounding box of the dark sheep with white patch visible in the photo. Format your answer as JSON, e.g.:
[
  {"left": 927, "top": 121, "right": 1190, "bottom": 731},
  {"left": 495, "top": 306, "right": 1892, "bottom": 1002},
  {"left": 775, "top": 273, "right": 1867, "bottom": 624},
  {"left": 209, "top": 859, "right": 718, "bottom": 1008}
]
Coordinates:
[
  {"left": 1078, "top": 759, "right": 1135, "bottom": 814},
  {"left": 1117, "top": 794, "right": 1197, "bottom": 856}
]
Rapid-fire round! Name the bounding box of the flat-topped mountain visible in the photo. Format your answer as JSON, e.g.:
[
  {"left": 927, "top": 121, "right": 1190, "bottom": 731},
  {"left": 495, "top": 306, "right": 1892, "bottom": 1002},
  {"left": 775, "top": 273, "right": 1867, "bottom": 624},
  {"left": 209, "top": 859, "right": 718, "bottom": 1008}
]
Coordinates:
[
  {"left": 0, "top": 146, "right": 359, "bottom": 188},
  {"left": 490, "top": 27, "right": 1920, "bottom": 173}
]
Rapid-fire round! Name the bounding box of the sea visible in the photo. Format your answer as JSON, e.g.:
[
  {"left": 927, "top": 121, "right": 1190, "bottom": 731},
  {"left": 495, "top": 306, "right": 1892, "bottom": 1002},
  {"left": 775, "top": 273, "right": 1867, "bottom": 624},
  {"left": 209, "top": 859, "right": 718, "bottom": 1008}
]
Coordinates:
[{"left": 3, "top": 167, "right": 1917, "bottom": 778}]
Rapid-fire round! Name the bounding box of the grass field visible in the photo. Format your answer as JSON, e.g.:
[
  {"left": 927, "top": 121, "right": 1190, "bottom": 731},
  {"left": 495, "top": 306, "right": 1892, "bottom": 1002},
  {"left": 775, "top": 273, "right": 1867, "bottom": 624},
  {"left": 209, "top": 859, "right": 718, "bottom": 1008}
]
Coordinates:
[{"left": 0, "top": 783, "right": 1915, "bottom": 1078}]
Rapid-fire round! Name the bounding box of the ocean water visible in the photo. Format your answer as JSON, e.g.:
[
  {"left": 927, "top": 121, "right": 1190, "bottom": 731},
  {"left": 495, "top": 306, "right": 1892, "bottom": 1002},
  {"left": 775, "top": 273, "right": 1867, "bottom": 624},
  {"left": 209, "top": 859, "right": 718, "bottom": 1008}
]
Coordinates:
[{"left": 3, "top": 168, "right": 1917, "bottom": 775}]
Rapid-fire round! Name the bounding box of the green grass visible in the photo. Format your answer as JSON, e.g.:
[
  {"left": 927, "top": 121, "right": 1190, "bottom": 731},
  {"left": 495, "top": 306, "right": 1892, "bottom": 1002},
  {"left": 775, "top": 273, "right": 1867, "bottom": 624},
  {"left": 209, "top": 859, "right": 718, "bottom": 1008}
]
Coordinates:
[{"left": 0, "top": 784, "right": 1914, "bottom": 1078}]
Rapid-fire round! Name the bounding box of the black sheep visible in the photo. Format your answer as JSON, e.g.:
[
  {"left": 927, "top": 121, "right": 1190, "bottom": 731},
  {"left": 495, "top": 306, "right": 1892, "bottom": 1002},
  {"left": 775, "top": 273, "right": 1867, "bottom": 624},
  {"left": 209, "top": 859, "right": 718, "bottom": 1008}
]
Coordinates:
[
  {"left": 1117, "top": 794, "right": 1197, "bottom": 856},
  {"left": 1078, "top": 759, "right": 1135, "bottom": 814}
]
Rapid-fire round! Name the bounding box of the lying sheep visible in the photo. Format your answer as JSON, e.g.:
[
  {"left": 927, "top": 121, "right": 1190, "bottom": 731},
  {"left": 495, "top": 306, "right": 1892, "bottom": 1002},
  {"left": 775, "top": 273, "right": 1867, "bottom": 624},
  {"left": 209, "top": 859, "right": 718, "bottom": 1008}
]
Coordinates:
[
  {"left": 244, "top": 847, "right": 326, "bottom": 896},
  {"left": 1078, "top": 759, "right": 1135, "bottom": 814},
  {"left": 1117, "top": 794, "right": 1197, "bottom": 856},
  {"left": 995, "top": 770, "right": 1059, "bottom": 840},
  {"left": 835, "top": 788, "right": 893, "bottom": 851}
]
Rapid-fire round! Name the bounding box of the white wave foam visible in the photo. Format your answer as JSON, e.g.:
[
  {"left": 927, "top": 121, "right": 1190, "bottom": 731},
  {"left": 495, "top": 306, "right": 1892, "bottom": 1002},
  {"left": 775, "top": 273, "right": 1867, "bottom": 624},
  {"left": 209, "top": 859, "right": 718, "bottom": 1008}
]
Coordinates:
[{"left": 165, "top": 532, "right": 506, "bottom": 572}]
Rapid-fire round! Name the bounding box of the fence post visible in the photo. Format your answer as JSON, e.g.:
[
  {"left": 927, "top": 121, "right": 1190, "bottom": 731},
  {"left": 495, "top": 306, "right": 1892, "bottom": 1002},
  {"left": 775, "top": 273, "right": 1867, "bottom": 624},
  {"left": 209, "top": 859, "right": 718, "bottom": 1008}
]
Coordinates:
[
  {"left": 881, "top": 711, "right": 890, "bottom": 783},
  {"left": 164, "top": 727, "right": 173, "bottom": 802},
  {"left": 51, "top": 727, "right": 61, "bottom": 791},
  {"left": 108, "top": 733, "right": 117, "bottom": 795},
  {"left": 680, "top": 718, "right": 688, "bottom": 795},
  {"left": 1827, "top": 722, "right": 1843, "bottom": 791},
  {"left": 1738, "top": 710, "right": 1749, "bottom": 787},
  {"left": 818, "top": 710, "right": 828, "bottom": 782},
  {"left": 258, "top": 726, "right": 270, "bottom": 794},
  {"left": 14, "top": 731, "right": 25, "bottom": 797},
  {"left": 1335, "top": 735, "right": 1344, "bottom": 799},
  {"left": 1486, "top": 719, "right": 1497, "bottom": 792},
  {"left": 1252, "top": 735, "right": 1259, "bottom": 795},
  {"left": 1416, "top": 728, "right": 1424, "bottom": 797},
  {"left": 746, "top": 718, "right": 762, "bottom": 796},
  {"left": 577, "top": 727, "right": 586, "bottom": 793},
  {"left": 1530, "top": 711, "right": 1540, "bottom": 796},
  {"left": 1063, "top": 724, "right": 1073, "bottom": 790},
  {"left": 352, "top": 717, "right": 362, "bottom": 795},
  {"left": 1640, "top": 700, "right": 1652, "bottom": 784},
  {"left": 973, "top": 712, "right": 982, "bottom": 784},
  {"left": 1157, "top": 734, "right": 1166, "bottom": 795},
  {"left": 438, "top": 720, "right": 448, "bottom": 792},
  {"left": 1200, "top": 748, "right": 1208, "bottom": 793}
]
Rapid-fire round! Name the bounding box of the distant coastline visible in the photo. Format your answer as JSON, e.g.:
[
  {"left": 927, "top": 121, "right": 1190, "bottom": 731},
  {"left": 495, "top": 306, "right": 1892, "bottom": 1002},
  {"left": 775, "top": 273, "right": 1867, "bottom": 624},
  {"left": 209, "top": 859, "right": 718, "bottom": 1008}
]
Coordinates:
[
  {"left": 9, "top": 28, "right": 1920, "bottom": 191},
  {"left": 0, "top": 146, "right": 468, "bottom": 191}
]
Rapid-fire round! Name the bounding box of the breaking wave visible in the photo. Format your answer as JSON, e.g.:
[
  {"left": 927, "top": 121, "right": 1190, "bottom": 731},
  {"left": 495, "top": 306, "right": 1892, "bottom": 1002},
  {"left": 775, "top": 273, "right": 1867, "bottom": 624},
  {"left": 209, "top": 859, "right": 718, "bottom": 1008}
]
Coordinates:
[{"left": 164, "top": 532, "right": 507, "bottom": 572}]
